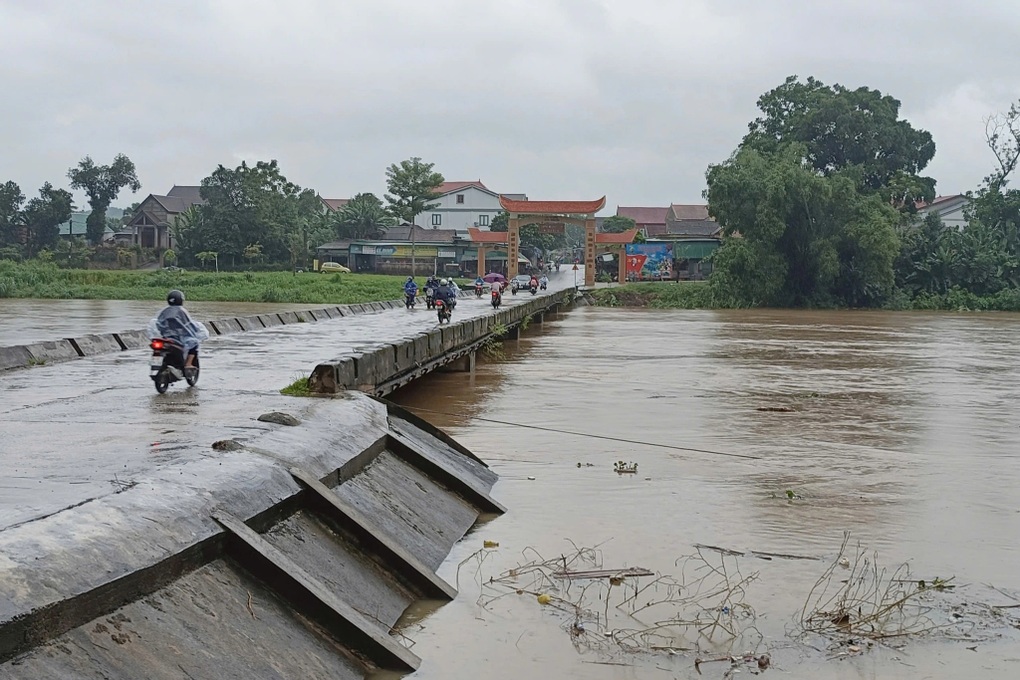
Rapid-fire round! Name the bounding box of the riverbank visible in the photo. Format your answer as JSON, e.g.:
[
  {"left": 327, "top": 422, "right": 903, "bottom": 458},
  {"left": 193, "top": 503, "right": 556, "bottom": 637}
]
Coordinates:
[
  {"left": 589, "top": 281, "right": 1020, "bottom": 312},
  {"left": 588, "top": 282, "right": 712, "bottom": 308},
  {"left": 0, "top": 261, "right": 469, "bottom": 305}
]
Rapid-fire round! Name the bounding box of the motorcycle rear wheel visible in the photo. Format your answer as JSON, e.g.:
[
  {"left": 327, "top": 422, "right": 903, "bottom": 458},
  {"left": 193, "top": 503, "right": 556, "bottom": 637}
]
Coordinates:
[{"left": 154, "top": 371, "right": 170, "bottom": 394}]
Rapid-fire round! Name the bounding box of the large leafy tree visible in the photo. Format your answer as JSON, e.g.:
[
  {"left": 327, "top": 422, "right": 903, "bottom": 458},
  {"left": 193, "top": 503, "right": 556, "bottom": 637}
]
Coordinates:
[
  {"left": 743, "top": 76, "right": 936, "bottom": 207},
  {"left": 67, "top": 154, "right": 141, "bottom": 245},
  {"left": 706, "top": 146, "right": 899, "bottom": 307},
  {"left": 21, "top": 182, "right": 74, "bottom": 256},
  {"left": 334, "top": 193, "right": 395, "bottom": 240},
  {"left": 194, "top": 160, "right": 318, "bottom": 266},
  {"left": 705, "top": 76, "right": 938, "bottom": 307},
  {"left": 384, "top": 157, "right": 443, "bottom": 226},
  {"left": 0, "top": 181, "right": 25, "bottom": 247}
]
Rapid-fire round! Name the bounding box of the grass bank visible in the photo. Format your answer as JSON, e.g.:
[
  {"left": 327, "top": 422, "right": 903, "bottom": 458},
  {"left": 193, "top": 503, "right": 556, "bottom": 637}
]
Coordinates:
[
  {"left": 0, "top": 261, "right": 470, "bottom": 304},
  {"left": 588, "top": 282, "right": 715, "bottom": 309}
]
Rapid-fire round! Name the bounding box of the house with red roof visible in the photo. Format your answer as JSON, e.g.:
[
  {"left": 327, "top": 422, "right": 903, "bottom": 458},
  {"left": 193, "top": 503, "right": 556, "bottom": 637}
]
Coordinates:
[
  {"left": 616, "top": 206, "right": 669, "bottom": 235},
  {"left": 416, "top": 180, "right": 526, "bottom": 231}
]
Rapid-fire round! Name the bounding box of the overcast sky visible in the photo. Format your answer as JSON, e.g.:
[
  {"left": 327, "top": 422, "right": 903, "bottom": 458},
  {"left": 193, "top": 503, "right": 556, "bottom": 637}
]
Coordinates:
[{"left": 2, "top": 0, "right": 1019, "bottom": 214}]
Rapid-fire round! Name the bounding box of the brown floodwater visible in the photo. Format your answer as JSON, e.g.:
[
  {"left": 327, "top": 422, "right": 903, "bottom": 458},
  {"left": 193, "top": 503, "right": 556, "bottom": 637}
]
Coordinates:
[
  {"left": 0, "top": 298, "right": 332, "bottom": 346},
  {"left": 390, "top": 307, "right": 1020, "bottom": 679}
]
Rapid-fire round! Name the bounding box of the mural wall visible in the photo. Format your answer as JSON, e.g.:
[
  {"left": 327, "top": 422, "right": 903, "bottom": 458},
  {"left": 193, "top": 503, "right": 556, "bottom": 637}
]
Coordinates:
[{"left": 625, "top": 243, "right": 673, "bottom": 280}]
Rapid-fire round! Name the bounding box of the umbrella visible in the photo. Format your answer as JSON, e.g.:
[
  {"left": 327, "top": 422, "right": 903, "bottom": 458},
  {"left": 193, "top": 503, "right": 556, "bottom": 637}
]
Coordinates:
[{"left": 482, "top": 272, "right": 506, "bottom": 283}]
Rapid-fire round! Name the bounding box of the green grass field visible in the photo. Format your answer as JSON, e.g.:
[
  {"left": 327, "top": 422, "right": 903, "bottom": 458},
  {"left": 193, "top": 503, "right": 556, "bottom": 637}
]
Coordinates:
[{"left": 0, "top": 261, "right": 471, "bottom": 304}]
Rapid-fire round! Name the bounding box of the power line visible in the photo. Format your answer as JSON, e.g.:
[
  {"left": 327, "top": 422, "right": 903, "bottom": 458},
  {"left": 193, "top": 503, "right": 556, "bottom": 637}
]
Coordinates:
[{"left": 400, "top": 406, "right": 762, "bottom": 461}]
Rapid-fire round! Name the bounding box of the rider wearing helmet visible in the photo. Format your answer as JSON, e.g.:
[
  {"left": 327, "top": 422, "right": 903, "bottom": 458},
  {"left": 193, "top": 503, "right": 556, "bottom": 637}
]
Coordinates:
[
  {"left": 436, "top": 277, "right": 457, "bottom": 310},
  {"left": 146, "top": 290, "right": 209, "bottom": 379},
  {"left": 404, "top": 276, "right": 418, "bottom": 297}
]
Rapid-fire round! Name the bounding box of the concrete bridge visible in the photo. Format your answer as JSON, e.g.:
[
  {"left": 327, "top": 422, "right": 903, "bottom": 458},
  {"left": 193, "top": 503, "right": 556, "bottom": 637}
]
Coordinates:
[{"left": 0, "top": 274, "right": 579, "bottom": 677}]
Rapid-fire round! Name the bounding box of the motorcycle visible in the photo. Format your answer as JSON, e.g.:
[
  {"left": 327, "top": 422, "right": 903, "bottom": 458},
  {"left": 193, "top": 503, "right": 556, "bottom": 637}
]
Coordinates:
[
  {"left": 491, "top": 289, "right": 502, "bottom": 309},
  {"left": 540, "top": 281, "right": 548, "bottom": 291},
  {"left": 436, "top": 298, "right": 452, "bottom": 324},
  {"left": 530, "top": 283, "right": 538, "bottom": 295},
  {"left": 511, "top": 282, "right": 519, "bottom": 296},
  {"left": 405, "top": 291, "right": 416, "bottom": 309},
  {"left": 474, "top": 284, "right": 484, "bottom": 298},
  {"left": 425, "top": 286, "right": 435, "bottom": 309},
  {"left": 150, "top": 337, "right": 199, "bottom": 394}
]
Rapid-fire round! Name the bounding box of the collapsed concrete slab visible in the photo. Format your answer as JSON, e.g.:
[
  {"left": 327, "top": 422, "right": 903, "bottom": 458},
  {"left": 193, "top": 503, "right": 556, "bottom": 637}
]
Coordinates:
[{"left": 0, "top": 393, "right": 501, "bottom": 678}]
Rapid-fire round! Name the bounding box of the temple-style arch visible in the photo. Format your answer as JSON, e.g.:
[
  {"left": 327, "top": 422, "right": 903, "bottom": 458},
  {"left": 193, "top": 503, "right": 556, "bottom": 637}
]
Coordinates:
[
  {"left": 498, "top": 196, "right": 606, "bottom": 287},
  {"left": 467, "top": 195, "right": 637, "bottom": 286}
]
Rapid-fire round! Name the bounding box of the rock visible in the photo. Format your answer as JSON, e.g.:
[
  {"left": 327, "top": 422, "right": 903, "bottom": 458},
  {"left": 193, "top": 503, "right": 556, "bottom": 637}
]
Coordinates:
[
  {"left": 212, "top": 439, "right": 244, "bottom": 451},
  {"left": 257, "top": 411, "right": 301, "bottom": 426}
]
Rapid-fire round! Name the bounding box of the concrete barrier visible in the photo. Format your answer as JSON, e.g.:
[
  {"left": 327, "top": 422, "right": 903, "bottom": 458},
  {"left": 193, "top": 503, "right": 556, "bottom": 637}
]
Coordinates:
[
  {"left": 66, "top": 333, "right": 123, "bottom": 357},
  {"left": 209, "top": 317, "right": 243, "bottom": 334},
  {"left": 0, "top": 345, "right": 34, "bottom": 371},
  {"left": 24, "top": 339, "right": 80, "bottom": 364},
  {"left": 310, "top": 289, "right": 572, "bottom": 395},
  {"left": 114, "top": 329, "right": 149, "bottom": 350},
  {"left": 234, "top": 315, "right": 264, "bottom": 331},
  {"left": 0, "top": 393, "right": 503, "bottom": 677},
  {"left": 257, "top": 313, "right": 283, "bottom": 327}
]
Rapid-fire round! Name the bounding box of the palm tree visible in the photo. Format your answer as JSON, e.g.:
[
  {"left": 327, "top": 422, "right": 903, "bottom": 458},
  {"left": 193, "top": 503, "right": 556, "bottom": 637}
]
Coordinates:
[{"left": 335, "top": 193, "right": 395, "bottom": 240}]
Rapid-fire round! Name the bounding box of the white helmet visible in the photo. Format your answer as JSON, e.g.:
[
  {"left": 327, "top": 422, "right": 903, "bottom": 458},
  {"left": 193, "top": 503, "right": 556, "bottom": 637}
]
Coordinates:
[{"left": 440, "top": 278, "right": 449, "bottom": 285}]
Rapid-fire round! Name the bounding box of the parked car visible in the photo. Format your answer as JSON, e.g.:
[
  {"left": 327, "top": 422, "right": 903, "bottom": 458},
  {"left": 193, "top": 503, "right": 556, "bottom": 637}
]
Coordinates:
[
  {"left": 511, "top": 274, "right": 532, "bottom": 289},
  {"left": 320, "top": 262, "right": 351, "bottom": 273}
]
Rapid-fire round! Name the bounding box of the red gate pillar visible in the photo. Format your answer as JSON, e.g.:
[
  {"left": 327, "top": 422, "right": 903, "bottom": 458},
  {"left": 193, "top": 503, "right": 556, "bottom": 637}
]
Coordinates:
[
  {"left": 617, "top": 246, "right": 627, "bottom": 283},
  {"left": 508, "top": 218, "right": 520, "bottom": 279},
  {"left": 584, "top": 218, "right": 596, "bottom": 287},
  {"left": 476, "top": 245, "right": 487, "bottom": 277}
]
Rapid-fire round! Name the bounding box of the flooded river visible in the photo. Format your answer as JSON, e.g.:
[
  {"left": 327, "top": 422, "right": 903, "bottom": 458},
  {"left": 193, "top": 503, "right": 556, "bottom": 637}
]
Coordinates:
[
  {"left": 0, "top": 298, "right": 328, "bottom": 346},
  {"left": 391, "top": 307, "right": 1020, "bottom": 679}
]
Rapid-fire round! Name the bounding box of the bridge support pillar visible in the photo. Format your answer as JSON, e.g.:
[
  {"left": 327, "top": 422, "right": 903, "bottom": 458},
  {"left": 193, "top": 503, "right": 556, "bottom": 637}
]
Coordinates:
[{"left": 440, "top": 351, "right": 476, "bottom": 373}]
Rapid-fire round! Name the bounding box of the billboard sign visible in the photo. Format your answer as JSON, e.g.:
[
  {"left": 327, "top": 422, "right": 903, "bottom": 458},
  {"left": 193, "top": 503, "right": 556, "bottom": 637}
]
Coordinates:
[{"left": 625, "top": 243, "right": 673, "bottom": 279}]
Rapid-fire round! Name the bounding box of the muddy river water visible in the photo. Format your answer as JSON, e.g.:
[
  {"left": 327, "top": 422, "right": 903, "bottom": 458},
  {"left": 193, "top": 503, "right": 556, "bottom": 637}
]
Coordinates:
[{"left": 391, "top": 307, "right": 1020, "bottom": 679}]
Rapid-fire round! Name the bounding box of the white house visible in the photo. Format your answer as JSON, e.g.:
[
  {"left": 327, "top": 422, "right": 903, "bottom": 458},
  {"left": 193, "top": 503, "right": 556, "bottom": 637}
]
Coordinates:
[
  {"left": 415, "top": 181, "right": 526, "bottom": 230},
  {"left": 916, "top": 194, "right": 970, "bottom": 230}
]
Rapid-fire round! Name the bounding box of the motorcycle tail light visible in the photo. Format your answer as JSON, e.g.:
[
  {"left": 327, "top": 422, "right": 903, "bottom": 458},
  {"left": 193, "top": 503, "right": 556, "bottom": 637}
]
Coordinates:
[{"left": 150, "top": 339, "right": 164, "bottom": 350}]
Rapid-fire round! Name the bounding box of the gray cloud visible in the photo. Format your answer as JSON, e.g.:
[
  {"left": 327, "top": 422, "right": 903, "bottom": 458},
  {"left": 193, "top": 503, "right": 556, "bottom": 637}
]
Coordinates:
[{"left": 2, "top": 0, "right": 1018, "bottom": 212}]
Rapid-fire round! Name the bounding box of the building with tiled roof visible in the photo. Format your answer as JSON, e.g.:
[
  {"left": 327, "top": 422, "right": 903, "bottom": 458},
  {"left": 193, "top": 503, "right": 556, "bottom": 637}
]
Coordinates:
[
  {"left": 663, "top": 204, "right": 721, "bottom": 238},
  {"left": 616, "top": 206, "right": 669, "bottom": 232},
  {"left": 127, "top": 186, "right": 205, "bottom": 250},
  {"left": 416, "top": 180, "right": 526, "bottom": 231}
]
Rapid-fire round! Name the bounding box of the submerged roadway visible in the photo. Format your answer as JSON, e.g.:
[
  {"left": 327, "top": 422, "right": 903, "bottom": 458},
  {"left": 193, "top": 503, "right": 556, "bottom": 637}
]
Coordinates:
[{"left": 0, "top": 271, "right": 578, "bottom": 532}]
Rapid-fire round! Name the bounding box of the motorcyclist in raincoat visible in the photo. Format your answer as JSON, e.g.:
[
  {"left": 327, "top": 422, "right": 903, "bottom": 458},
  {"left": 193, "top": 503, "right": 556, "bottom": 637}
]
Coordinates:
[{"left": 146, "top": 289, "right": 209, "bottom": 380}]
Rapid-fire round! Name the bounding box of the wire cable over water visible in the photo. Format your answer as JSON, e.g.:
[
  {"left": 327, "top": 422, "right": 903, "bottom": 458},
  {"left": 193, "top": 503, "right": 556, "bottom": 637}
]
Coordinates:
[{"left": 399, "top": 406, "right": 762, "bottom": 461}]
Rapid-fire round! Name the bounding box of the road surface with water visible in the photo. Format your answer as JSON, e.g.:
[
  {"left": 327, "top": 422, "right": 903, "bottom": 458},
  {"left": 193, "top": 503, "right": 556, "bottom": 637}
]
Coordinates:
[
  {"left": 0, "top": 274, "right": 573, "bottom": 532},
  {"left": 390, "top": 307, "right": 1020, "bottom": 680}
]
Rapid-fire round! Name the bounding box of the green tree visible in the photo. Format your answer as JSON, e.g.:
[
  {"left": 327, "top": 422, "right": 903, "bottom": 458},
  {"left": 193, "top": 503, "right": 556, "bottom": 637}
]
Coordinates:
[
  {"left": 243, "top": 242, "right": 263, "bottom": 266},
  {"left": 197, "top": 160, "right": 317, "bottom": 266},
  {"left": 196, "top": 250, "right": 219, "bottom": 272},
  {"left": 67, "top": 154, "right": 141, "bottom": 245},
  {"left": 0, "top": 180, "right": 25, "bottom": 248},
  {"left": 383, "top": 157, "right": 444, "bottom": 225},
  {"left": 601, "top": 215, "right": 636, "bottom": 233},
  {"left": 706, "top": 146, "right": 899, "bottom": 307},
  {"left": 743, "top": 76, "right": 936, "bottom": 207},
  {"left": 384, "top": 157, "right": 444, "bottom": 275},
  {"left": 21, "top": 182, "right": 74, "bottom": 257},
  {"left": 334, "top": 193, "right": 395, "bottom": 240},
  {"left": 489, "top": 210, "right": 508, "bottom": 232}
]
